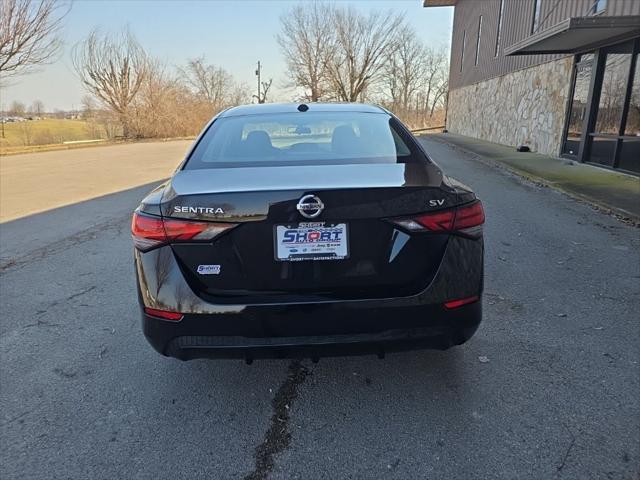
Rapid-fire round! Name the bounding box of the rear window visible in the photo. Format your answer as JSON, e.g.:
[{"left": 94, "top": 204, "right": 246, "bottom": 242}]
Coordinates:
[{"left": 184, "top": 111, "right": 421, "bottom": 169}]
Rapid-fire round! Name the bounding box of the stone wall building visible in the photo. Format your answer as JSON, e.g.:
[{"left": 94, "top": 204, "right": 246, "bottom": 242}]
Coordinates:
[{"left": 424, "top": 0, "right": 640, "bottom": 175}]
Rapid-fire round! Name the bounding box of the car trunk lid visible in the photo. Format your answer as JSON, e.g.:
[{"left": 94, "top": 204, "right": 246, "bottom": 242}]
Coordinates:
[{"left": 161, "top": 163, "right": 466, "bottom": 302}]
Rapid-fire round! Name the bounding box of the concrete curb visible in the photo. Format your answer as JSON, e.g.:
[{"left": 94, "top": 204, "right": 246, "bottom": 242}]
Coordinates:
[{"left": 422, "top": 134, "right": 640, "bottom": 227}]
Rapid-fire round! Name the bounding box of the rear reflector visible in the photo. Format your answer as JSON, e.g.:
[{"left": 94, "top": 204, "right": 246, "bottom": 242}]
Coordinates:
[
  {"left": 144, "top": 307, "right": 184, "bottom": 321},
  {"left": 391, "top": 200, "right": 485, "bottom": 236},
  {"left": 443, "top": 295, "right": 480, "bottom": 310},
  {"left": 131, "top": 211, "right": 237, "bottom": 251}
]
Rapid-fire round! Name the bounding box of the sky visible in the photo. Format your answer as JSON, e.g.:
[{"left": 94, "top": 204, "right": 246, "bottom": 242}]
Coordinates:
[{"left": 0, "top": 0, "right": 453, "bottom": 111}]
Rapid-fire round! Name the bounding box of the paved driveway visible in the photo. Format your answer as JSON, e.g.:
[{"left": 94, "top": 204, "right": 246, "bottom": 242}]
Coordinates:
[
  {"left": 1, "top": 137, "right": 638, "bottom": 479},
  {"left": 0, "top": 141, "right": 191, "bottom": 222}
]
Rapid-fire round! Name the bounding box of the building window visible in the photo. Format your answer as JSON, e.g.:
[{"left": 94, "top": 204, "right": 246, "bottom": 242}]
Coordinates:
[
  {"left": 594, "top": 53, "right": 633, "bottom": 135},
  {"left": 475, "top": 16, "right": 483, "bottom": 66},
  {"left": 623, "top": 55, "right": 639, "bottom": 137},
  {"left": 531, "top": 0, "right": 542, "bottom": 33},
  {"left": 590, "top": 0, "right": 607, "bottom": 14},
  {"left": 613, "top": 48, "right": 639, "bottom": 174},
  {"left": 586, "top": 40, "right": 637, "bottom": 173},
  {"left": 460, "top": 30, "right": 466, "bottom": 72},
  {"left": 495, "top": 0, "right": 505, "bottom": 57}
]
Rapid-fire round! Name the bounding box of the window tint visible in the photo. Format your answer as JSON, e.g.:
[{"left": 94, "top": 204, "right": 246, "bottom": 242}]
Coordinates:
[{"left": 184, "top": 112, "right": 417, "bottom": 169}]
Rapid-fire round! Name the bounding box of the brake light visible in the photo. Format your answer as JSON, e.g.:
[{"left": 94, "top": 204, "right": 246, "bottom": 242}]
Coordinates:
[
  {"left": 413, "top": 210, "right": 455, "bottom": 232},
  {"left": 452, "top": 201, "right": 485, "bottom": 231},
  {"left": 131, "top": 211, "right": 237, "bottom": 251},
  {"left": 144, "top": 307, "right": 184, "bottom": 321},
  {"left": 391, "top": 200, "right": 485, "bottom": 236},
  {"left": 131, "top": 212, "right": 167, "bottom": 251}
]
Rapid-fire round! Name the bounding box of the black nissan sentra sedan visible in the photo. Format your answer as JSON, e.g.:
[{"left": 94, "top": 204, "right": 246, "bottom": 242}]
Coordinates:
[{"left": 132, "top": 103, "right": 485, "bottom": 362}]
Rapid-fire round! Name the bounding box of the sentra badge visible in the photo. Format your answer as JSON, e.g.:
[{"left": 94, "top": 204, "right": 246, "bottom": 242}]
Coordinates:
[{"left": 174, "top": 206, "right": 224, "bottom": 214}]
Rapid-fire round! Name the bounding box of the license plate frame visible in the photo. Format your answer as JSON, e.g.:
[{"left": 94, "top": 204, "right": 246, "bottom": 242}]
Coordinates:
[{"left": 274, "top": 222, "right": 349, "bottom": 262}]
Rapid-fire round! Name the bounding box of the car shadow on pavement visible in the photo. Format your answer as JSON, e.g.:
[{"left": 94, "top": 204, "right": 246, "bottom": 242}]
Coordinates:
[{"left": 0, "top": 180, "right": 167, "bottom": 267}]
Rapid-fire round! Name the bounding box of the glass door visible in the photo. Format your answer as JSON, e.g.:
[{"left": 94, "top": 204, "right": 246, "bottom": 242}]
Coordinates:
[
  {"left": 587, "top": 39, "right": 639, "bottom": 174},
  {"left": 562, "top": 54, "right": 594, "bottom": 157}
]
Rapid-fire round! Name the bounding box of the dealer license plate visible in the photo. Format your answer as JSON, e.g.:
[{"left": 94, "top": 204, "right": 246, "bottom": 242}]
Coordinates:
[{"left": 275, "top": 223, "right": 348, "bottom": 261}]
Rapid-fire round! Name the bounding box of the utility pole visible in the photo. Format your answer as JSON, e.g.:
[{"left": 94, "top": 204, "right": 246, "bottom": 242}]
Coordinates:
[{"left": 255, "top": 61, "right": 262, "bottom": 104}]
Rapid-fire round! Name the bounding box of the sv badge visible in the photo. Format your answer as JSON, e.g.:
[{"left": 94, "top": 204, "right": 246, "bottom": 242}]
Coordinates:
[{"left": 429, "top": 199, "right": 445, "bottom": 207}]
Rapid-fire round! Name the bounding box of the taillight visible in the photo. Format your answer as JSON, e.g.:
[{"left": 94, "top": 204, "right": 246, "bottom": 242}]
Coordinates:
[
  {"left": 131, "top": 212, "right": 167, "bottom": 251},
  {"left": 390, "top": 200, "right": 485, "bottom": 236},
  {"left": 452, "top": 201, "right": 485, "bottom": 232},
  {"left": 131, "top": 211, "right": 237, "bottom": 252}
]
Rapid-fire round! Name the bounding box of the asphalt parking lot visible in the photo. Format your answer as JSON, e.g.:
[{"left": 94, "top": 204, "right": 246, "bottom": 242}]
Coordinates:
[{"left": 1, "top": 137, "right": 638, "bottom": 480}]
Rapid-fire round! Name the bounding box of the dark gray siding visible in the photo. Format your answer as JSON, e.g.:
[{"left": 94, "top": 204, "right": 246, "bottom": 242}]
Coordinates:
[{"left": 449, "top": 0, "right": 640, "bottom": 89}]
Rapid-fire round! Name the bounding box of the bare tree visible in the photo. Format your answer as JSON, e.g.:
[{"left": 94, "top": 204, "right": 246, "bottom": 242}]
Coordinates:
[
  {"left": 421, "top": 47, "right": 448, "bottom": 119},
  {"left": 80, "top": 94, "right": 96, "bottom": 118},
  {"left": 132, "top": 60, "right": 194, "bottom": 138},
  {"left": 132, "top": 59, "right": 240, "bottom": 139},
  {"left": 180, "top": 57, "right": 244, "bottom": 111},
  {"left": 97, "top": 111, "right": 120, "bottom": 139},
  {"left": 428, "top": 76, "right": 448, "bottom": 118},
  {"left": 228, "top": 83, "right": 250, "bottom": 107},
  {"left": 19, "top": 121, "right": 33, "bottom": 145},
  {"left": 382, "top": 27, "right": 428, "bottom": 115},
  {"left": 130, "top": 60, "right": 170, "bottom": 137},
  {"left": 380, "top": 34, "right": 449, "bottom": 127},
  {"left": 255, "top": 78, "right": 273, "bottom": 104},
  {"left": 30, "top": 99, "right": 44, "bottom": 116},
  {"left": 277, "top": 2, "right": 337, "bottom": 102},
  {"left": 327, "top": 8, "right": 405, "bottom": 102},
  {"left": 72, "top": 28, "right": 148, "bottom": 137},
  {"left": 0, "top": 0, "right": 69, "bottom": 81},
  {"left": 9, "top": 100, "right": 26, "bottom": 116}
]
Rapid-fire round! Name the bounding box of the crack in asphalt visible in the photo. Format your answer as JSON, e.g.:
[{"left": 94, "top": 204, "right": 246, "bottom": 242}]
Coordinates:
[
  {"left": 556, "top": 425, "right": 577, "bottom": 477},
  {"left": 244, "top": 361, "right": 310, "bottom": 480},
  {"left": 66, "top": 285, "right": 97, "bottom": 301},
  {"left": 0, "top": 217, "right": 127, "bottom": 273}
]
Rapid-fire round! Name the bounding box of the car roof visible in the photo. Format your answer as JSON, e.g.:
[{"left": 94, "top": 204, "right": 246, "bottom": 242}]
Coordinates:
[{"left": 218, "top": 102, "right": 388, "bottom": 118}]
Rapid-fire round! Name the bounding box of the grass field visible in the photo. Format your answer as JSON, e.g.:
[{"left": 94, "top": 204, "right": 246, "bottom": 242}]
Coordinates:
[{"left": 0, "top": 119, "right": 106, "bottom": 149}]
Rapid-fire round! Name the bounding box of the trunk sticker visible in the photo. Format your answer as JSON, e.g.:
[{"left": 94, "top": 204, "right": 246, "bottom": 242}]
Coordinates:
[{"left": 197, "top": 265, "right": 221, "bottom": 275}]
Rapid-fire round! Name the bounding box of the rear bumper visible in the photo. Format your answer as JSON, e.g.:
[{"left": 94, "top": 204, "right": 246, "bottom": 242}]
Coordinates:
[
  {"left": 142, "top": 300, "right": 482, "bottom": 360},
  {"left": 135, "top": 234, "right": 484, "bottom": 360}
]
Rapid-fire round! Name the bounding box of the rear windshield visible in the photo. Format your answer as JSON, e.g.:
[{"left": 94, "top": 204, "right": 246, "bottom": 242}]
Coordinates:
[{"left": 184, "top": 111, "right": 421, "bottom": 169}]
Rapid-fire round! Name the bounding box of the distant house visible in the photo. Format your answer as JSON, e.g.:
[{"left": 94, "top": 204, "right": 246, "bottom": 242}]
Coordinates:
[{"left": 424, "top": 0, "right": 640, "bottom": 175}]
